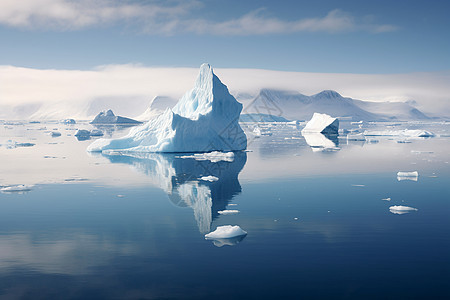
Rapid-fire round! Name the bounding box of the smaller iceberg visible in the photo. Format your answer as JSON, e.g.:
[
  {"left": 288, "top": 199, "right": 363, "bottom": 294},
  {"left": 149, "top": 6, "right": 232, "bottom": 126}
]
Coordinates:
[
  {"left": 397, "top": 171, "right": 419, "bottom": 181},
  {"left": 1, "top": 184, "right": 34, "bottom": 193},
  {"left": 90, "top": 109, "right": 142, "bottom": 125},
  {"left": 301, "top": 113, "right": 339, "bottom": 135},
  {"left": 50, "top": 131, "right": 61, "bottom": 137},
  {"left": 199, "top": 176, "right": 219, "bottom": 182},
  {"left": 205, "top": 225, "right": 247, "bottom": 239},
  {"left": 217, "top": 210, "right": 240, "bottom": 215},
  {"left": 389, "top": 205, "right": 418, "bottom": 214}
]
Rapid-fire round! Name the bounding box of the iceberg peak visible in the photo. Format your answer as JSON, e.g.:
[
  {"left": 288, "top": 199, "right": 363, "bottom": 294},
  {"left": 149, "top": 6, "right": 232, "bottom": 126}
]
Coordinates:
[{"left": 87, "top": 63, "right": 247, "bottom": 153}]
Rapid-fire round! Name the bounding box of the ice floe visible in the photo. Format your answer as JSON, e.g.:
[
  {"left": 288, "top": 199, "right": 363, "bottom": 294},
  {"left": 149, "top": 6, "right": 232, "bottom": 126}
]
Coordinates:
[
  {"left": 397, "top": 171, "right": 419, "bottom": 181},
  {"left": 205, "top": 225, "right": 247, "bottom": 239},
  {"left": 1, "top": 184, "right": 34, "bottom": 193},
  {"left": 389, "top": 205, "right": 418, "bottom": 214},
  {"left": 217, "top": 210, "right": 240, "bottom": 215},
  {"left": 178, "top": 151, "right": 235, "bottom": 163},
  {"left": 199, "top": 176, "right": 219, "bottom": 182},
  {"left": 364, "top": 129, "right": 434, "bottom": 137}
]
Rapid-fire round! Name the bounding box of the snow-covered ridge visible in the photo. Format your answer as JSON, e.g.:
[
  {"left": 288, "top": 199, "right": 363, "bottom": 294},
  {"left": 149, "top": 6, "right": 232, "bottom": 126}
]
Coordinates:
[{"left": 87, "top": 64, "right": 247, "bottom": 153}]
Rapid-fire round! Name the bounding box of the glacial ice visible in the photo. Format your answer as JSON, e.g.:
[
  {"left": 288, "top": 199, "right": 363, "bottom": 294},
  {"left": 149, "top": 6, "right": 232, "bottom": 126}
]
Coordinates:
[
  {"left": 199, "top": 176, "right": 219, "bottom": 182},
  {"left": 88, "top": 64, "right": 247, "bottom": 153},
  {"left": 205, "top": 225, "right": 247, "bottom": 239},
  {"left": 301, "top": 113, "right": 339, "bottom": 135},
  {"left": 178, "top": 151, "right": 235, "bottom": 163},
  {"left": 389, "top": 205, "right": 418, "bottom": 214},
  {"left": 217, "top": 210, "right": 240, "bottom": 215}
]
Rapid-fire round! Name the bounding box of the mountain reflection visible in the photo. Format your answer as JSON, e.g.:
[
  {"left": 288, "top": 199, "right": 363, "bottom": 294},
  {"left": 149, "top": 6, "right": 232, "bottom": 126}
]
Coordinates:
[{"left": 103, "top": 151, "right": 247, "bottom": 233}]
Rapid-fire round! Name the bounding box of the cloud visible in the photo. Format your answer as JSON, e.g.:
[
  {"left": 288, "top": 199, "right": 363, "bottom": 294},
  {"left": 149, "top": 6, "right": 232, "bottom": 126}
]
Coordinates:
[
  {"left": 0, "top": 0, "right": 397, "bottom": 35},
  {"left": 0, "top": 64, "right": 449, "bottom": 120}
]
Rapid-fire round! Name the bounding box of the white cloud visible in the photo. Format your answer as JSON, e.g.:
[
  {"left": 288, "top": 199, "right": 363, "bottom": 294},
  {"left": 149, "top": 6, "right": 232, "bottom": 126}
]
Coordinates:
[
  {"left": 0, "top": 0, "right": 397, "bottom": 35},
  {"left": 0, "top": 64, "right": 449, "bottom": 120}
]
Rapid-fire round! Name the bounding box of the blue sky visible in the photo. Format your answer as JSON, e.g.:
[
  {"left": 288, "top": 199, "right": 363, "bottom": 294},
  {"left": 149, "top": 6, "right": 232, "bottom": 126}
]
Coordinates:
[{"left": 0, "top": 0, "right": 449, "bottom": 73}]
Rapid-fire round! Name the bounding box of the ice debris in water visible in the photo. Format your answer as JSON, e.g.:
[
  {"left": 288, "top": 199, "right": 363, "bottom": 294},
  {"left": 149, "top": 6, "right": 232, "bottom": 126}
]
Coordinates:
[
  {"left": 178, "top": 151, "right": 235, "bottom": 163},
  {"left": 199, "top": 176, "right": 219, "bottom": 182},
  {"left": 301, "top": 113, "right": 339, "bottom": 134},
  {"left": 50, "top": 131, "right": 61, "bottom": 137},
  {"left": 397, "top": 171, "right": 419, "bottom": 181},
  {"left": 217, "top": 210, "right": 240, "bottom": 215},
  {"left": 205, "top": 225, "right": 247, "bottom": 239},
  {"left": 1, "top": 184, "right": 34, "bottom": 192},
  {"left": 87, "top": 63, "right": 247, "bottom": 153},
  {"left": 389, "top": 205, "right": 418, "bottom": 214},
  {"left": 382, "top": 197, "right": 391, "bottom": 201},
  {"left": 364, "top": 129, "right": 434, "bottom": 137}
]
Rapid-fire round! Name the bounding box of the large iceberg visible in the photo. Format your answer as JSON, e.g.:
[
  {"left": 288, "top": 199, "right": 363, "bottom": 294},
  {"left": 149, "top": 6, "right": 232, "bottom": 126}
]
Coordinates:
[
  {"left": 88, "top": 64, "right": 247, "bottom": 153},
  {"left": 301, "top": 113, "right": 339, "bottom": 135}
]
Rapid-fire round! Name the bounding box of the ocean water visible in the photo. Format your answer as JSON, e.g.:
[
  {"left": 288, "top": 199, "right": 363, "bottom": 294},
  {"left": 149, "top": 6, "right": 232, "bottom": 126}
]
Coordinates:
[{"left": 0, "top": 120, "right": 449, "bottom": 299}]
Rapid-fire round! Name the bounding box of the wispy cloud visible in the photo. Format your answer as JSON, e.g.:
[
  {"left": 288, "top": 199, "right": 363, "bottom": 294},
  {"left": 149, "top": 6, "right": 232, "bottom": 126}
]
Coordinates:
[{"left": 0, "top": 0, "right": 397, "bottom": 35}]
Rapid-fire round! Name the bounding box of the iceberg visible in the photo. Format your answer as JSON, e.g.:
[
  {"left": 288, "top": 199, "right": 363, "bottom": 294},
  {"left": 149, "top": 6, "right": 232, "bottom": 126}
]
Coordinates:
[
  {"left": 50, "top": 131, "right": 61, "bottom": 137},
  {"left": 88, "top": 64, "right": 247, "bottom": 153},
  {"left": 217, "top": 210, "right": 240, "bottom": 215},
  {"left": 389, "top": 205, "right": 418, "bottom": 214},
  {"left": 1, "top": 184, "right": 33, "bottom": 193},
  {"left": 301, "top": 113, "right": 339, "bottom": 135},
  {"left": 90, "top": 109, "right": 142, "bottom": 125},
  {"left": 199, "top": 176, "right": 219, "bottom": 182},
  {"left": 397, "top": 171, "right": 419, "bottom": 181},
  {"left": 205, "top": 225, "right": 247, "bottom": 239}
]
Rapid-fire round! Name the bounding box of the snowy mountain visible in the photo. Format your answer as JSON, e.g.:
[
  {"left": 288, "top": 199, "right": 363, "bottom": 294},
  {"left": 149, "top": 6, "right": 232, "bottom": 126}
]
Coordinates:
[
  {"left": 239, "top": 89, "right": 429, "bottom": 121},
  {"left": 135, "top": 96, "right": 178, "bottom": 121}
]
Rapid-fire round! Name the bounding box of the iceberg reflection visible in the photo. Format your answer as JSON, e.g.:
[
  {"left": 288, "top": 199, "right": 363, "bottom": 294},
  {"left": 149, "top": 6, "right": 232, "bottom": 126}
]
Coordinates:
[
  {"left": 302, "top": 133, "right": 340, "bottom": 152},
  {"left": 103, "top": 151, "right": 247, "bottom": 233}
]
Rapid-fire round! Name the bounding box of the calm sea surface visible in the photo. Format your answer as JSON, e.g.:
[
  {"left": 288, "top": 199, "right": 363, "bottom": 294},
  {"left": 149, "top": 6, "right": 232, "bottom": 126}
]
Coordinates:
[{"left": 0, "top": 120, "right": 449, "bottom": 299}]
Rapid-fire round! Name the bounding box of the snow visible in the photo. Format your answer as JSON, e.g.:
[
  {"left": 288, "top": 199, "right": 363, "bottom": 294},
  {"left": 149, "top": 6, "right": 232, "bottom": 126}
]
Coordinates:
[
  {"left": 218, "top": 210, "right": 240, "bottom": 215},
  {"left": 205, "top": 225, "right": 247, "bottom": 239},
  {"left": 1, "top": 184, "right": 33, "bottom": 192},
  {"left": 178, "top": 151, "right": 235, "bottom": 163},
  {"left": 87, "top": 64, "right": 247, "bottom": 153},
  {"left": 301, "top": 113, "right": 339, "bottom": 135},
  {"left": 389, "top": 205, "right": 418, "bottom": 214},
  {"left": 199, "top": 176, "right": 219, "bottom": 182},
  {"left": 90, "top": 109, "right": 141, "bottom": 125}
]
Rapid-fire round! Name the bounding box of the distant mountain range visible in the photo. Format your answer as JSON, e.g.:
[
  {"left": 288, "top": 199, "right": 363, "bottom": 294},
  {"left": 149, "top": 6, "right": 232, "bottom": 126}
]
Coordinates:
[{"left": 238, "top": 89, "right": 431, "bottom": 121}]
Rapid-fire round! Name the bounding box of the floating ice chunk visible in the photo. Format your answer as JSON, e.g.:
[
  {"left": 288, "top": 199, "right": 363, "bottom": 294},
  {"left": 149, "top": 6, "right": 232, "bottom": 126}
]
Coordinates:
[
  {"left": 87, "top": 64, "right": 247, "bottom": 153},
  {"left": 346, "top": 133, "right": 366, "bottom": 141},
  {"left": 199, "top": 176, "right": 219, "bottom": 182},
  {"left": 389, "top": 205, "right": 418, "bottom": 214},
  {"left": 397, "top": 171, "right": 418, "bottom": 177},
  {"left": 61, "top": 118, "right": 76, "bottom": 124},
  {"left": 1, "top": 184, "right": 34, "bottom": 193},
  {"left": 179, "top": 151, "right": 235, "bottom": 163},
  {"left": 209, "top": 235, "right": 246, "bottom": 247},
  {"left": 364, "top": 129, "right": 434, "bottom": 137},
  {"left": 301, "top": 113, "right": 339, "bottom": 135},
  {"left": 89, "top": 129, "right": 104, "bottom": 136},
  {"left": 218, "top": 210, "right": 240, "bottom": 215},
  {"left": 382, "top": 197, "right": 391, "bottom": 201},
  {"left": 74, "top": 129, "right": 91, "bottom": 137},
  {"left": 50, "top": 131, "right": 61, "bottom": 137},
  {"left": 205, "top": 225, "right": 247, "bottom": 239}
]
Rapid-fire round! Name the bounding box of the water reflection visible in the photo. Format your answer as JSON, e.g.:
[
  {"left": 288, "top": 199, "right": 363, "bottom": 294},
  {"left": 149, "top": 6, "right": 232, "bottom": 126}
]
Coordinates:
[
  {"left": 103, "top": 151, "right": 247, "bottom": 233},
  {"left": 302, "top": 133, "right": 340, "bottom": 152}
]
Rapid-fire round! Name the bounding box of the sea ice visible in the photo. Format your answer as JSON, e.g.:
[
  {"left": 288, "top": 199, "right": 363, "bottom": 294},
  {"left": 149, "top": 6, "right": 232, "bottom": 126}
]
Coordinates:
[
  {"left": 205, "top": 225, "right": 247, "bottom": 239},
  {"left": 301, "top": 113, "right": 339, "bottom": 134},
  {"left": 389, "top": 205, "right": 418, "bottom": 214},
  {"left": 364, "top": 129, "right": 434, "bottom": 137},
  {"left": 178, "top": 151, "right": 235, "bottom": 163},
  {"left": 1, "top": 185, "right": 34, "bottom": 192},
  {"left": 397, "top": 171, "right": 419, "bottom": 181},
  {"left": 88, "top": 64, "right": 247, "bottom": 153},
  {"left": 217, "top": 210, "right": 240, "bottom": 215},
  {"left": 199, "top": 176, "right": 219, "bottom": 182}
]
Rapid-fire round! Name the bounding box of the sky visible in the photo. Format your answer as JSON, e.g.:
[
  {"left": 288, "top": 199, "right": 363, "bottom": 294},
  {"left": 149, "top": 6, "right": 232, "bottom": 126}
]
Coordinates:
[{"left": 1, "top": 0, "right": 449, "bottom": 73}]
